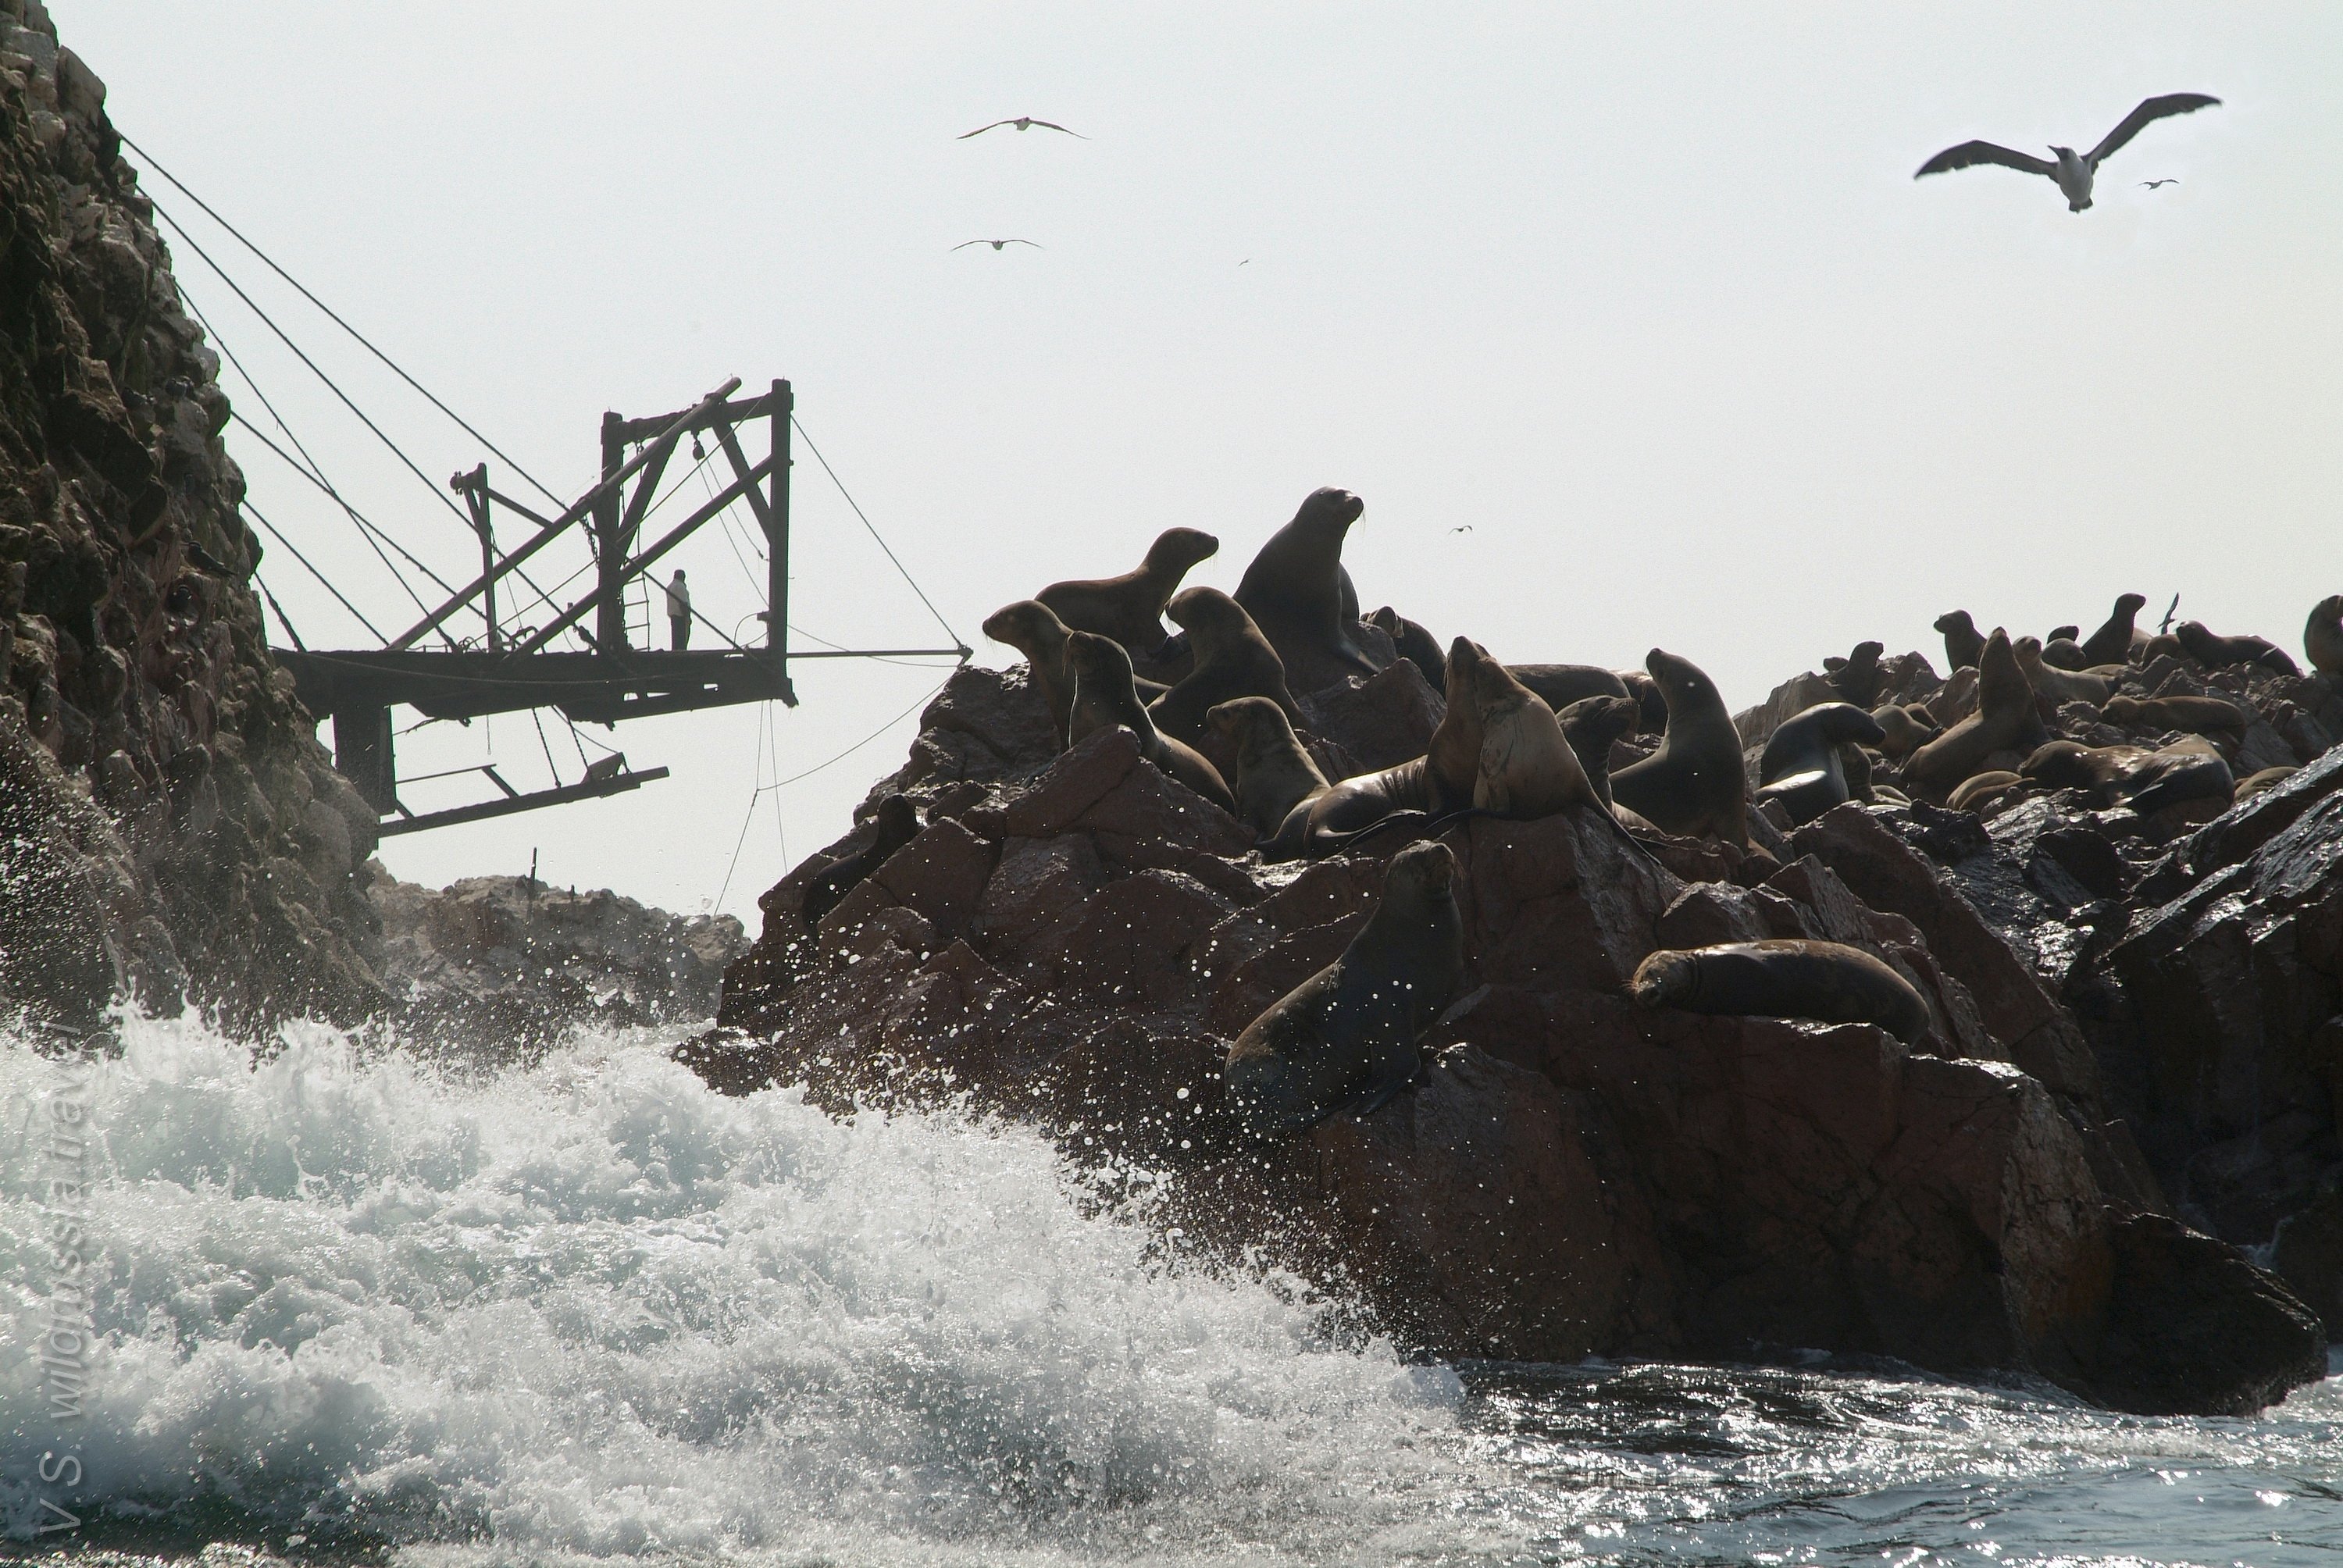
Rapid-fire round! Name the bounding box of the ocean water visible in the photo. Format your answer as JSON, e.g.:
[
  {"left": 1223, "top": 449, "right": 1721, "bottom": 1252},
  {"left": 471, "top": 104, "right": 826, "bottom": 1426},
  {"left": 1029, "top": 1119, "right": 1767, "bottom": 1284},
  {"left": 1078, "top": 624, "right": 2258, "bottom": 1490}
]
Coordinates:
[{"left": 4, "top": 1015, "right": 2338, "bottom": 1568}]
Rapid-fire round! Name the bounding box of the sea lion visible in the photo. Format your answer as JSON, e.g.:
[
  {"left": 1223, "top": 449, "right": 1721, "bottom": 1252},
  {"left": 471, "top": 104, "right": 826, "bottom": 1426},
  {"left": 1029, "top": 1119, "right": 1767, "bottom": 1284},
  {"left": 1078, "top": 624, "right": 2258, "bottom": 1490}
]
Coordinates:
[
  {"left": 2137, "top": 632, "right": 2185, "bottom": 665},
  {"left": 1370, "top": 606, "right": 1448, "bottom": 690},
  {"left": 1946, "top": 770, "right": 2024, "bottom": 814},
  {"left": 1902, "top": 629, "right": 2048, "bottom": 800},
  {"left": 1870, "top": 702, "right": 1941, "bottom": 761},
  {"left": 1510, "top": 663, "right": 1632, "bottom": 716},
  {"left": 1469, "top": 652, "right": 1606, "bottom": 819},
  {"left": 2174, "top": 620, "right": 2300, "bottom": 678},
  {"left": 1822, "top": 640, "right": 1887, "bottom": 707},
  {"left": 1630, "top": 939, "right": 1932, "bottom": 1044},
  {"left": 1617, "top": 668, "right": 1668, "bottom": 733},
  {"left": 1036, "top": 527, "right": 1220, "bottom": 661},
  {"left": 1225, "top": 839, "right": 1465, "bottom": 1136},
  {"left": 2013, "top": 635, "right": 2114, "bottom": 707},
  {"left": 2102, "top": 693, "right": 2251, "bottom": 737},
  {"left": 1935, "top": 610, "right": 1985, "bottom": 672},
  {"left": 1753, "top": 702, "right": 1888, "bottom": 826},
  {"left": 1234, "top": 486, "right": 1384, "bottom": 693},
  {"left": 2235, "top": 765, "right": 2298, "bottom": 804},
  {"left": 1207, "top": 696, "right": 1329, "bottom": 841},
  {"left": 1268, "top": 635, "right": 1487, "bottom": 859},
  {"left": 1147, "top": 587, "right": 1300, "bottom": 746},
  {"left": 2081, "top": 594, "right": 2148, "bottom": 666},
  {"left": 2306, "top": 595, "right": 2343, "bottom": 680},
  {"left": 2046, "top": 625, "right": 2081, "bottom": 643},
  {"left": 1610, "top": 648, "right": 1748, "bottom": 847},
  {"left": 801, "top": 793, "right": 921, "bottom": 927},
  {"left": 985, "top": 598, "right": 1168, "bottom": 747},
  {"left": 2020, "top": 737, "right": 2232, "bottom": 813},
  {"left": 1557, "top": 695, "right": 1639, "bottom": 808},
  {"left": 1064, "top": 629, "right": 1238, "bottom": 811},
  {"left": 2040, "top": 637, "right": 2090, "bottom": 671}
]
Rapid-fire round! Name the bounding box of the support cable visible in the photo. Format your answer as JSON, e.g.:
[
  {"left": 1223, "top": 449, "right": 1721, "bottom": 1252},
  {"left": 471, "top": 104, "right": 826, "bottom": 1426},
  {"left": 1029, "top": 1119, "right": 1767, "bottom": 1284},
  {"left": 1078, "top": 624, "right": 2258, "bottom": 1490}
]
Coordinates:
[
  {"left": 253, "top": 573, "right": 306, "bottom": 651},
  {"left": 118, "top": 130, "right": 567, "bottom": 509},
  {"left": 791, "top": 418, "right": 967, "bottom": 652},
  {"left": 242, "top": 503, "right": 389, "bottom": 643},
  {"left": 227, "top": 408, "right": 455, "bottom": 627}
]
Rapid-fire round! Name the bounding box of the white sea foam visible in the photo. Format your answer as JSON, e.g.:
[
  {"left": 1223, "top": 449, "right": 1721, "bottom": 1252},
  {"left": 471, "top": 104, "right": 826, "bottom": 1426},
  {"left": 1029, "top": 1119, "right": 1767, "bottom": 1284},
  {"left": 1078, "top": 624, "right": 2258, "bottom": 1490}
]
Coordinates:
[{"left": 0, "top": 1014, "right": 1469, "bottom": 1564}]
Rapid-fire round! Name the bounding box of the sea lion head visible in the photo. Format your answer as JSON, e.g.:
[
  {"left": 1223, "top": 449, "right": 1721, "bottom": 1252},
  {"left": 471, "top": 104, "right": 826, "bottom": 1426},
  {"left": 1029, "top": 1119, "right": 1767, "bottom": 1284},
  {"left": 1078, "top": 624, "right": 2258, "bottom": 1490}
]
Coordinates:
[
  {"left": 2102, "top": 695, "right": 2145, "bottom": 724},
  {"left": 1806, "top": 702, "right": 1888, "bottom": 747},
  {"left": 981, "top": 599, "right": 1068, "bottom": 661},
  {"left": 868, "top": 793, "right": 920, "bottom": 843},
  {"left": 1145, "top": 527, "right": 1221, "bottom": 575},
  {"left": 2020, "top": 740, "right": 2106, "bottom": 790},
  {"left": 1558, "top": 694, "right": 1639, "bottom": 750},
  {"left": 1385, "top": 838, "right": 1457, "bottom": 903},
  {"left": 1617, "top": 668, "right": 1667, "bottom": 733},
  {"left": 2173, "top": 621, "right": 2218, "bottom": 659},
  {"left": 2113, "top": 593, "right": 2148, "bottom": 618},
  {"left": 1206, "top": 693, "right": 1291, "bottom": 747},
  {"left": 1644, "top": 647, "right": 1721, "bottom": 714},
  {"left": 2047, "top": 626, "right": 2081, "bottom": 643},
  {"left": 1935, "top": 610, "right": 1978, "bottom": 638},
  {"left": 1065, "top": 628, "right": 1133, "bottom": 689},
  {"left": 1166, "top": 585, "right": 1254, "bottom": 640},
  {"left": 1294, "top": 486, "right": 1365, "bottom": 528},
  {"left": 1846, "top": 640, "right": 1884, "bottom": 668}
]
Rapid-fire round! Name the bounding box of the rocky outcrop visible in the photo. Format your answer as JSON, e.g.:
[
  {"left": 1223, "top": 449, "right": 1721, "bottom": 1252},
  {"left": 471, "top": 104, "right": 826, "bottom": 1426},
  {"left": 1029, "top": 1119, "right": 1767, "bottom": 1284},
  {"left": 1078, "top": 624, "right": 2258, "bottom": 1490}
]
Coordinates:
[
  {"left": 369, "top": 868, "right": 744, "bottom": 1055},
  {"left": 1, "top": 1, "right": 383, "bottom": 1032},
  {"left": 687, "top": 657, "right": 2325, "bottom": 1413}
]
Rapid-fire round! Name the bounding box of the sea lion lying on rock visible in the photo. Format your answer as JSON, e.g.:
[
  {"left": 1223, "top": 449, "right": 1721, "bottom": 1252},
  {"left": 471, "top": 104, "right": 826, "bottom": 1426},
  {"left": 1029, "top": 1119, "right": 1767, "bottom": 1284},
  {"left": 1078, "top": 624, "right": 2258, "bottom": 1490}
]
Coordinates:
[
  {"left": 1754, "top": 702, "right": 1888, "bottom": 825},
  {"left": 2020, "top": 736, "right": 2233, "bottom": 814},
  {"left": 1935, "top": 610, "right": 1985, "bottom": 672},
  {"left": 1225, "top": 839, "right": 1464, "bottom": 1136},
  {"left": 1508, "top": 662, "right": 1631, "bottom": 717},
  {"left": 2175, "top": 620, "right": 2300, "bottom": 678},
  {"left": 1235, "top": 486, "right": 1386, "bottom": 691},
  {"left": 2235, "top": 765, "right": 2298, "bottom": 804},
  {"left": 1902, "top": 629, "right": 2047, "bottom": 800},
  {"left": 2082, "top": 593, "right": 2149, "bottom": 666},
  {"left": 1065, "top": 629, "right": 1238, "bottom": 811},
  {"left": 1147, "top": 586, "right": 1300, "bottom": 745},
  {"left": 1267, "top": 635, "right": 1488, "bottom": 859},
  {"left": 1207, "top": 696, "right": 1329, "bottom": 841},
  {"left": 2306, "top": 594, "right": 2343, "bottom": 680},
  {"left": 1946, "top": 770, "right": 2024, "bottom": 815},
  {"left": 2013, "top": 635, "right": 2117, "bottom": 707},
  {"left": 2102, "top": 693, "right": 2252, "bottom": 738},
  {"left": 1631, "top": 939, "right": 1933, "bottom": 1044},
  {"left": 1610, "top": 648, "right": 1749, "bottom": 846},
  {"left": 1036, "top": 527, "right": 1219, "bottom": 661},
  {"left": 801, "top": 793, "right": 920, "bottom": 927}
]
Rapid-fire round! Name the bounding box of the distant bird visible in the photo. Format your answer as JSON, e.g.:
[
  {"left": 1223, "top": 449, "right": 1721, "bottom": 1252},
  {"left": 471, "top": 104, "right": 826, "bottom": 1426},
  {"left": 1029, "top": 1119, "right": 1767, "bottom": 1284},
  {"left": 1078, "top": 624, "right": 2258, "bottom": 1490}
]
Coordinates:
[
  {"left": 2141, "top": 178, "right": 2181, "bottom": 189},
  {"left": 1448, "top": 526, "right": 1474, "bottom": 533},
  {"left": 1914, "top": 93, "right": 2220, "bottom": 212},
  {"left": 953, "top": 239, "right": 1043, "bottom": 251},
  {"left": 960, "top": 117, "right": 1086, "bottom": 139}
]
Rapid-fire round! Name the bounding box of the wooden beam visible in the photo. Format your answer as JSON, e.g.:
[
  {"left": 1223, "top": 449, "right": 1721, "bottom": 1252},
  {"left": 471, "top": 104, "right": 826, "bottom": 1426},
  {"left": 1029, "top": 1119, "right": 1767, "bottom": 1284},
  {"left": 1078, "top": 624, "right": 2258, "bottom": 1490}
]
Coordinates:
[{"left": 376, "top": 767, "right": 670, "bottom": 837}]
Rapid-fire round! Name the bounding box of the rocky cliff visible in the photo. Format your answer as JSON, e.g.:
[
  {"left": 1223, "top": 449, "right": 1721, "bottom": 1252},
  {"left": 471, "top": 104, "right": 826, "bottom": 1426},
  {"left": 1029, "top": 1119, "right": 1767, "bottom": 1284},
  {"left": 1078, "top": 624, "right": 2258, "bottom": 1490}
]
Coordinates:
[{"left": 0, "top": 0, "right": 387, "bottom": 1032}]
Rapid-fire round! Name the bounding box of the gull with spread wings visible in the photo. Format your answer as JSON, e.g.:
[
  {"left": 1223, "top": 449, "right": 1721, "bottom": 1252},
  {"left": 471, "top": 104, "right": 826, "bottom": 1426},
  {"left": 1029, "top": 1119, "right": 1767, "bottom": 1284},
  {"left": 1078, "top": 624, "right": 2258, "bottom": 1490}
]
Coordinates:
[
  {"left": 960, "top": 117, "right": 1086, "bottom": 139},
  {"left": 1915, "top": 94, "right": 2218, "bottom": 212},
  {"left": 953, "top": 239, "right": 1043, "bottom": 252}
]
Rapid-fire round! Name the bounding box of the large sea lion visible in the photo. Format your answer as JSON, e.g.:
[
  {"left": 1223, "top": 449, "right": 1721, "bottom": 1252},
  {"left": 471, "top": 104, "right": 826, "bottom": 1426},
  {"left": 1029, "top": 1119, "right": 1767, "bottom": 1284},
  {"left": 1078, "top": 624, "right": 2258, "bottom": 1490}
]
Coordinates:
[
  {"left": 1147, "top": 587, "right": 1300, "bottom": 746},
  {"left": 1065, "top": 629, "right": 1238, "bottom": 811},
  {"left": 2306, "top": 595, "right": 2343, "bottom": 681},
  {"left": 1268, "top": 635, "right": 1487, "bottom": 860},
  {"left": 1234, "top": 487, "right": 1384, "bottom": 693},
  {"left": 1822, "top": 640, "right": 1887, "bottom": 707},
  {"left": 1510, "top": 663, "right": 1631, "bottom": 716},
  {"left": 1369, "top": 606, "right": 1448, "bottom": 690},
  {"left": 2081, "top": 593, "right": 2149, "bottom": 666},
  {"left": 2174, "top": 620, "right": 2301, "bottom": 678},
  {"left": 986, "top": 598, "right": 1168, "bottom": 747},
  {"left": 1036, "top": 527, "right": 1219, "bottom": 660},
  {"left": 2013, "top": 635, "right": 2115, "bottom": 707},
  {"left": 1207, "top": 696, "right": 1329, "bottom": 841},
  {"left": 2020, "top": 736, "right": 2232, "bottom": 813},
  {"left": 801, "top": 793, "right": 920, "bottom": 927},
  {"left": 1467, "top": 652, "right": 1606, "bottom": 819},
  {"left": 1610, "top": 648, "right": 1748, "bottom": 846},
  {"left": 1902, "top": 629, "right": 2048, "bottom": 799},
  {"left": 1631, "top": 939, "right": 1932, "bottom": 1044},
  {"left": 1557, "top": 695, "right": 1639, "bottom": 808},
  {"left": 2102, "top": 693, "right": 2251, "bottom": 737},
  {"left": 1225, "top": 839, "right": 1465, "bottom": 1136},
  {"left": 1753, "top": 702, "right": 1888, "bottom": 825},
  {"left": 1870, "top": 702, "right": 1941, "bottom": 761},
  {"left": 1935, "top": 611, "right": 1985, "bottom": 672}
]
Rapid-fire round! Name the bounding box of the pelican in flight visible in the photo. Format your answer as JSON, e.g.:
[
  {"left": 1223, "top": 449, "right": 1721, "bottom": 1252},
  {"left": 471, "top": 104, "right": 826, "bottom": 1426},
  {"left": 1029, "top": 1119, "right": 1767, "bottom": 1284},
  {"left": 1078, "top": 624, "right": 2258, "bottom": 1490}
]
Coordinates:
[
  {"left": 1915, "top": 93, "right": 2219, "bottom": 211},
  {"left": 960, "top": 117, "right": 1086, "bottom": 139},
  {"left": 953, "top": 239, "right": 1043, "bottom": 251}
]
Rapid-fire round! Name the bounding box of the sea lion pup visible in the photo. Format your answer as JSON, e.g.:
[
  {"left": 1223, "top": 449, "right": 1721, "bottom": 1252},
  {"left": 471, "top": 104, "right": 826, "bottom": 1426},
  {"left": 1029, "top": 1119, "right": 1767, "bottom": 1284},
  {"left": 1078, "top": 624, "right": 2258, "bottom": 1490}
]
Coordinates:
[
  {"left": 1753, "top": 702, "right": 1888, "bottom": 826},
  {"left": 1935, "top": 610, "right": 1986, "bottom": 672},
  {"left": 1207, "top": 696, "right": 1329, "bottom": 841},
  {"left": 2013, "top": 635, "right": 2115, "bottom": 707},
  {"left": 1147, "top": 587, "right": 1301, "bottom": 746},
  {"left": 1870, "top": 702, "right": 1941, "bottom": 761},
  {"left": 2235, "top": 765, "right": 2298, "bottom": 804},
  {"left": 801, "top": 793, "right": 921, "bottom": 927},
  {"left": 2020, "top": 737, "right": 2232, "bottom": 813},
  {"left": 2306, "top": 594, "right": 2343, "bottom": 680},
  {"left": 1946, "top": 769, "right": 2024, "bottom": 814},
  {"left": 1369, "top": 606, "right": 1448, "bottom": 690},
  {"left": 1225, "top": 839, "right": 1464, "bottom": 1136},
  {"left": 1631, "top": 939, "right": 1932, "bottom": 1045},
  {"left": 1556, "top": 695, "right": 1640, "bottom": 808},
  {"left": 1036, "top": 526, "right": 1220, "bottom": 661},
  {"left": 1902, "top": 629, "right": 2048, "bottom": 799},
  {"left": 1234, "top": 486, "right": 1382, "bottom": 689},
  {"left": 1064, "top": 629, "right": 1238, "bottom": 812},
  {"left": 1510, "top": 663, "right": 1632, "bottom": 716},
  {"left": 1821, "top": 640, "right": 1887, "bottom": 707},
  {"left": 2102, "top": 693, "right": 2252, "bottom": 737},
  {"left": 2174, "top": 619, "right": 2302, "bottom": 678},
  {"left": 1268, "top": 635, "right": 1487, "bottom": 860},
  {"left": 2081, "top": 593, "right": 2149, "bottom": 666},
  {"left": 1610, "top": 648, "right": 1749, "bottom": 847}
]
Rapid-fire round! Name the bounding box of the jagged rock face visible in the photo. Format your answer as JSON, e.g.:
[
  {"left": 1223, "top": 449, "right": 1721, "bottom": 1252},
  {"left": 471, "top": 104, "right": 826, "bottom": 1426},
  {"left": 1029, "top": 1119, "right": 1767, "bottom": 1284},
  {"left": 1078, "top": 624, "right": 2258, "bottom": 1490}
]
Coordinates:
[
  {"left": 367, "top": 867, "right": 745, "bottom": 1057},
  {"left": 1, "top": 1, "right": 384, "bottom": 1032},
  {"left": 690, "top": 658, "right": 2325, "bottom": 1413}
]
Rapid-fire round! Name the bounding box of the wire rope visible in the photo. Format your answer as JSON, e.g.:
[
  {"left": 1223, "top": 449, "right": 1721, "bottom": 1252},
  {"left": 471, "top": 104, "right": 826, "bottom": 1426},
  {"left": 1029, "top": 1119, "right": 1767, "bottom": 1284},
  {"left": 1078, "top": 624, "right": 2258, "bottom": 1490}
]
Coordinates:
[
  {"left": 790, "top": 417, "right": 965, "bottom": 650},
  {"left": 241, "top": 503, "right": 389, "bottom": 643}
]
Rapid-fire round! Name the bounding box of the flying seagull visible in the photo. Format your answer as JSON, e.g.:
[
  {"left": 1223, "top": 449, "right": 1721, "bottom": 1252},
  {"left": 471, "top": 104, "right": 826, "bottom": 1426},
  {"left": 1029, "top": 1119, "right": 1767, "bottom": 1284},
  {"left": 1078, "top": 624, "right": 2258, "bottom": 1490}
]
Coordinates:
[
  {"left": 2141, "top": 178, "right": 2181, "bottom": 190},
  {"left": 1914, "top": 93, "right": 2219, "bottom": 211},
  {"left": 960, "top": 117, "right": 1086, "bottom": 139},
  {"left": 953, "top": 239, "right": 1043, "bottom": 251}
]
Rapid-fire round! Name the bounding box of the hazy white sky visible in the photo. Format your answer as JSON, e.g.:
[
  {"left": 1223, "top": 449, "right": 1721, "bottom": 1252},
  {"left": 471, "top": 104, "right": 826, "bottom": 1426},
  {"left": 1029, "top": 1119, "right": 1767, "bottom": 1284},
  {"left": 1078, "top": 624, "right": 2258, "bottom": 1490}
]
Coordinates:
[{"left": 58, "top": 2, "right": 2342, "bottom": 922}]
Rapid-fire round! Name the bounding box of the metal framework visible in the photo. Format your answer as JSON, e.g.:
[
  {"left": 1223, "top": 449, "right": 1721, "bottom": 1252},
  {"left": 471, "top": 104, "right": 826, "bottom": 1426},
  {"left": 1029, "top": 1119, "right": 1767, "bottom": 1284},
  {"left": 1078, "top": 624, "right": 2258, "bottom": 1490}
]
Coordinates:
[{"left": 273, "top": 376, "right": 965, "bottom": 830}]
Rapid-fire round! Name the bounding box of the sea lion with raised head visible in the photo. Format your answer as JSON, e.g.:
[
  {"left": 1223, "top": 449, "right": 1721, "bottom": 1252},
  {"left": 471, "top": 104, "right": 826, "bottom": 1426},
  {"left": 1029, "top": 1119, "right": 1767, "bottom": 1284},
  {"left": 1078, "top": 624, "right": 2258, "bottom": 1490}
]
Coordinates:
[
  {"left": 1065, "top": 629, "right": 1238, "bottom": 811},
  {"left": 1822, "top": 640, "right": 1887, "bottom": 707},
  {"left": 1207, "top": 695, "right": 1329, "bottom": 841},
  {"left": 1631, "top": 939, "right": 1932, "bottom": 1044},
  {"left": 986, "top": 598, "right": 1168, "bottom": 747},
  {"left": 2306, "top": 595, "right": 2343, "bottom": 681},
  {"left": 1467, "top": 652, "right": 1605, "bottom": 819},
  {"left": 801, "top": 793, "right": 921, "bottom": 927},
  {"left": 1557, "top": 695, "right": 1640, "bottom": 808},
  {"left": 1370, "top": 606, "right": 1448, "bottom": 690},
  {"left": 1902, "top": 629, "right": 2048, "bottom": 799},
  {"left": 1147, "top": 586, "right": 1300, "bottom": 746},
  {"left": 1935, "top": 610, "right": 1985, "bottom": 672},
  {"left": 1225, "top": 839, "right": 1464, "bottom": 1136},
  {"left": 2174, "top": 620, "right": 2301, "bottom": 678},
  {"left": 2013, "top": 635, "right": 2115, "bottom": 707},
  {"left": 1753, "top": 702, "right": 1889, "bottom": 825},
  {"left": 1610, "top": 648, "right": 1748, "bottom": 846},
  {"left": 1234, "top": 486, "right": 1385, "bottom": 693},
  {"left": 2102, "top": 693, "right": 2252, "bottom": 737},
  {"left": 1036, "top": 527, "right": 1220, "bottom": 661},
  {"left": 2081, "top": 594, "right": 2149, "bottom": 666},
  {"left": 1268, "top": 635, "right": 1487, "bottom": 859},
  {"left": 1870, "top": 702, "right": 1941, "bottom": 761}
]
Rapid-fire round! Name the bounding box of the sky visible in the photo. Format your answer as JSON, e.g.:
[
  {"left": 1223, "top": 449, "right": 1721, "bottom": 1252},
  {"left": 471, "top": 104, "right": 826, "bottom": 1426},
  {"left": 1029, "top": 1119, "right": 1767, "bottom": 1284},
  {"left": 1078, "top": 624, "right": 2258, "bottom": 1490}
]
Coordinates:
[{"left": 53, "top": 2, "right": 2343, "bottom": 925}]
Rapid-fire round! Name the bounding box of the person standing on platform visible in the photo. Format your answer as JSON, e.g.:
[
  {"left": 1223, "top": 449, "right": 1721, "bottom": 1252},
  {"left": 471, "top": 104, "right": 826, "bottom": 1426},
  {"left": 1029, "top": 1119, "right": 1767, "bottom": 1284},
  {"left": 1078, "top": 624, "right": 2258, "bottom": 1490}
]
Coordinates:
[{"left": 665, "top": 569, "right": 691, "bottom": 650}]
